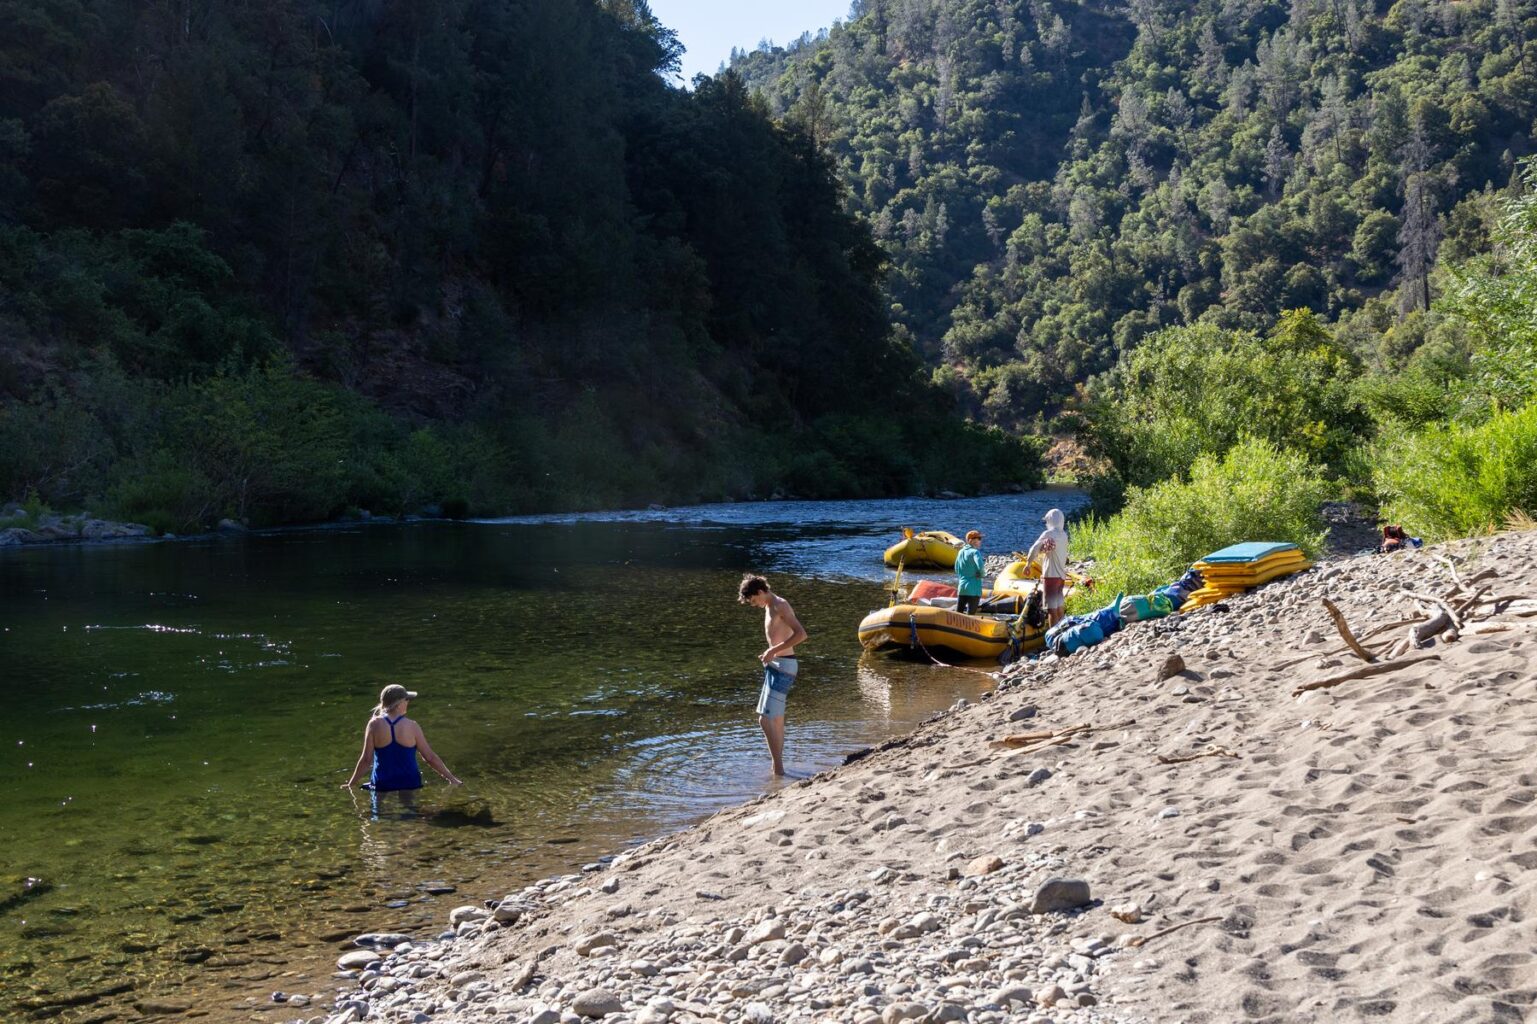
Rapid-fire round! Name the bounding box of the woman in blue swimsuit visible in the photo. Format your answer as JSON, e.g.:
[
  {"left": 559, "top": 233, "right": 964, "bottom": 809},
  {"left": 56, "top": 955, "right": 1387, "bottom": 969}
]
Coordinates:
[{"left": 342, "top": 684, "right": 462, "bottom": 791}]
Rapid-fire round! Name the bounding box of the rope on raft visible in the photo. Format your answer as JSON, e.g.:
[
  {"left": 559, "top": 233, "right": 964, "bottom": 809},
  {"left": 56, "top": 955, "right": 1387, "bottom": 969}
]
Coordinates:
[{"left": 906, "top": 612, "right": 998, "bottom": 676}]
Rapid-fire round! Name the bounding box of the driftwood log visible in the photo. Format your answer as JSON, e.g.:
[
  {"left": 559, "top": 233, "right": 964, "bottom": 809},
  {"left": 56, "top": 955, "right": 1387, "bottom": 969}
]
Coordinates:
[
  {"left": 1402, "top": 589, "right": 1464, "bottom": 631},
  {"left": 1119, "top": 915, "right": 1225, "bottom": 949},
  {"left": 1275, "top": 615, "right": 1424, "bottom": 672},
  {"left": 992, "top": 719, "right": 1136, "bottom": 757},
  {"left": 1361, "top": 617, "right": 1428, "bottom": 641},
  {"left": 1292, "top": 652, "right": 1442, "bottom": 697},
  {"left": 1322, "top": 597, "right": 1375, "bottom": 663},
  {"left": 1464, "top": 568, "right": 1502, "bottom": 589},
  {"left": 1156, "top": 747, "right": 1240, "bottom": 765},
  {"left": 1410, "top": 610, "right": 1454, "bottom": 648},
  {"left": 1455, "top": 586, "right": 1492, "bottom": 618},
  {"left": 1435, "top": 554, "right": 1465, "bottom": 593}
]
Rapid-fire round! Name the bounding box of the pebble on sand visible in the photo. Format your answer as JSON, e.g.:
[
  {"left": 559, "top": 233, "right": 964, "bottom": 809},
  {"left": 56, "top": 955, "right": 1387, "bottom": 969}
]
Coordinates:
[
  {"left": 573, "top": 933, "right": 621, "bottom": 955},
  {"left": 1109, "top": 902, "right": 1144, "bottom": 923},
  {"left": 963, "top": 855, "right": 1005, "bottom": 877},
  {"left": 745, "top": 918, "right": 786, "bottom": 945},
  {"left": 880, "top": 1001, "right": 929, "bottom": 1024},
  {"left": 571, "top": 988, "right": 624, "bottom": 1018},
  {"left": 1029, "top": 878, "right": 1092, "bottom": 914},
  {"left": 990, "top": 985, "right": 1034, "bottom": 1007}
]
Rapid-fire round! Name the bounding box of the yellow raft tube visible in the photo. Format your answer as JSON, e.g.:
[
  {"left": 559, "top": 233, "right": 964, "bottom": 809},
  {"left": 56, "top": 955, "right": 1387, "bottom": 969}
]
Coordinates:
[
  {"left": 858, "top": 604, "right": 1046, "bottom": 661},
  {"left": 883, "top": 529, "right": 964, "bottom": 569},
  {"left": 992, "top": 558, "right": 1041, "bottom": 593},
  {"left": 993, "top": 559, "right": 1093, "bottom": 596}
]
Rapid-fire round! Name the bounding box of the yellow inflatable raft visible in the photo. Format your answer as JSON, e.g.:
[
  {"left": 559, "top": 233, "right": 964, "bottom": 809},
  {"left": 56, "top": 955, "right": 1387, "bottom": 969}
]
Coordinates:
[
  {"left": 858, "top": 604, "right": 1045, "bottom": 661},
  {"left": 993, "top": 560, "right": 1090, "bottom": 596},
  {"left": 992, "top": 558, "right": 1041, "bottom": 593},
  {"left": 883, "top": 529, "right": 964, "bottom": 569}
]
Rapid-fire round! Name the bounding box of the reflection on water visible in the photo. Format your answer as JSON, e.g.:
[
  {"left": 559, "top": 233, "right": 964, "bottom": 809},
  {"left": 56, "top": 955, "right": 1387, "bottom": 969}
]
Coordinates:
[{"left": 0, "top": 491, "right": 1080, "bottom": 1021}]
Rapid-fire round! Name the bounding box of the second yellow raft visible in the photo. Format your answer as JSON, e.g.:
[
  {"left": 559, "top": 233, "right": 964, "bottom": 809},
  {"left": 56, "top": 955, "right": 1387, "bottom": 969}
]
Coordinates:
[{"left": 883, "top": 529, "right": 964, "bottom": 569}]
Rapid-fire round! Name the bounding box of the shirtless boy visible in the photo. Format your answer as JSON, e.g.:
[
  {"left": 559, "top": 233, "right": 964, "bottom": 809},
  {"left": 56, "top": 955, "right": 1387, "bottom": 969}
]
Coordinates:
[{"left": 738, "top": 573, "right": 808, "bottom": 776}]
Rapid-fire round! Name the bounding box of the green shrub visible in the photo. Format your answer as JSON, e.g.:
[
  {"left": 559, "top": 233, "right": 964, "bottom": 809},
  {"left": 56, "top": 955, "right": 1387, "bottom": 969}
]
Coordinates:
[
  {"left": 163, "top": 362, "right": 350, "bottom": 526},
  {"left": 0, "top": 224, "right": 274, "bottom": 378},
  {"left": 1371, "top": 402, "right": 1537, "bottom": 540},
  {"left": 0, "top": 490, "right": 54, "bottom": 530},
  {"left": 1352, "top": 357, "right": 1468, "bottom": 429},
  {"left": 1073, "top": 438, "right": 1329, "bottom": 601},
  {"left": 1079, "top": 312, "right": 1369, "bottom": 498},
  {"left": 102, "top": 452, "right": 216, "bottom": 534},
  {"left": 0, "top": 389, "right": 114, "bottom": 505},
  {"left": 918, "top": 419, "right": 1045, "bottom": 495},
  {"left": 813, "top": 415, "right": 913, "bottom": 496},
  {"left": 1442, "top": 162, "right": 1537, "bottom": 419},
  {"left": 785, "top": 449, "right": 860, "bottom": 499}
]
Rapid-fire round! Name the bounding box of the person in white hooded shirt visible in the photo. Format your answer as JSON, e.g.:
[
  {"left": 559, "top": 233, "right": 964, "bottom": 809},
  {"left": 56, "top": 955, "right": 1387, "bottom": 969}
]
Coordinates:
[{"left": 1025, "top": 508, "right": 1069, "bottom": 626}]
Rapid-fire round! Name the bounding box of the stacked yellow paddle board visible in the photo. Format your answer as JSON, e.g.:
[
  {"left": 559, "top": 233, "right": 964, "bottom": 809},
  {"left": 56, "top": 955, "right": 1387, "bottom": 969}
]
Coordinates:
[{"left": 1180, "top": 542, "right": 1313, "bottom": 610}]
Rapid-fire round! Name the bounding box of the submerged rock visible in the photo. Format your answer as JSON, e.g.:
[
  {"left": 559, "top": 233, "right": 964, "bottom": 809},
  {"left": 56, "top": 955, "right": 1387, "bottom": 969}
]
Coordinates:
[
  {"left": 1, "top": 876, "right": 53, "bottom": 912},
  {"left": 354, "top": 932, "right": 411, "bottom": 948},
  {"left": 337, "top": 949, "right": 381, "bottom": 970}
]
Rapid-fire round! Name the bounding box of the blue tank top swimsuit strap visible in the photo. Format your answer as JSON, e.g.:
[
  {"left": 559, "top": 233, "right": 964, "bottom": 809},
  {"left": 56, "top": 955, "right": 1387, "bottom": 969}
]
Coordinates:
[{"left": 369, "top": 715, "right": 424, "bottom": 792}]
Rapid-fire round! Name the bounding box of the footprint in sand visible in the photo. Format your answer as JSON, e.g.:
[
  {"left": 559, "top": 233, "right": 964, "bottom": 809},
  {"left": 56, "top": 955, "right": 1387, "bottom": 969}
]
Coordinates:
[
  {"left": 1363, "top": 850, "right": 1398, "bottom": 878},
  {"left": 1480, "top": 813, "right": 1537, "bottom": 836},
  {"left": 1291, "top": 857, "right": 1339, "bottom": 879},
  {"left": 1488, "top": 788, "right": 1534, "bottom": 812}
]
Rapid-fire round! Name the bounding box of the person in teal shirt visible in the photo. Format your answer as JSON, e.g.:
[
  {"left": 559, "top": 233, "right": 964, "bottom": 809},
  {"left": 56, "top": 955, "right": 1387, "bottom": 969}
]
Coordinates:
[{"left": 955, "top": 530, "right": 985, "bottom": 614}]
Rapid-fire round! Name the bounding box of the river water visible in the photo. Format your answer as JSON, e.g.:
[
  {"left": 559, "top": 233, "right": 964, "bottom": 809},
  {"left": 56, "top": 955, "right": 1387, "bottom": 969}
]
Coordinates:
[{"left": 0, "top": 490, "right": 1082, "bottom": 1021}]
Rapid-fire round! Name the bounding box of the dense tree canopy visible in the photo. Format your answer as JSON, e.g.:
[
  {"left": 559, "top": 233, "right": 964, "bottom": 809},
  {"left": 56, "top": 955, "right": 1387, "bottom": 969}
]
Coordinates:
[
  {"left": 0, "top": 0, "right": 1037, "bottom": 526},
  {"left": 733, "top": 0, "right": 1537, "bottom": 428}
]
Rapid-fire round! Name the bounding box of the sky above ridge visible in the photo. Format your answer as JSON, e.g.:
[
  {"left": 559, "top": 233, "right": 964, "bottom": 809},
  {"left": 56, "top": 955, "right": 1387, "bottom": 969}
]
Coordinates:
[{"left": 649, "top": 1, "right": 851, "bottom": 83}]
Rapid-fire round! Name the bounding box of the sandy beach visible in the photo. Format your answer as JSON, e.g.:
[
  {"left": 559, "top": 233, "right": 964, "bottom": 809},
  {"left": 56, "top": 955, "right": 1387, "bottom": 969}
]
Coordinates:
[{"left": 287, "top": 529, "right": 1537, "bottom": 1024}]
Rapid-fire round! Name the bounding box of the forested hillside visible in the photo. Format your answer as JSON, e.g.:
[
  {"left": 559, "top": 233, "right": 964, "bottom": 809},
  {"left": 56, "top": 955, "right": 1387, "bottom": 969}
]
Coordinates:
[
  {"left": 733, "top": 0, "right": 1537, "bottom": 426},
  {"left": 0, "top": 0, "right": 1034, "bottom": 531}
]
